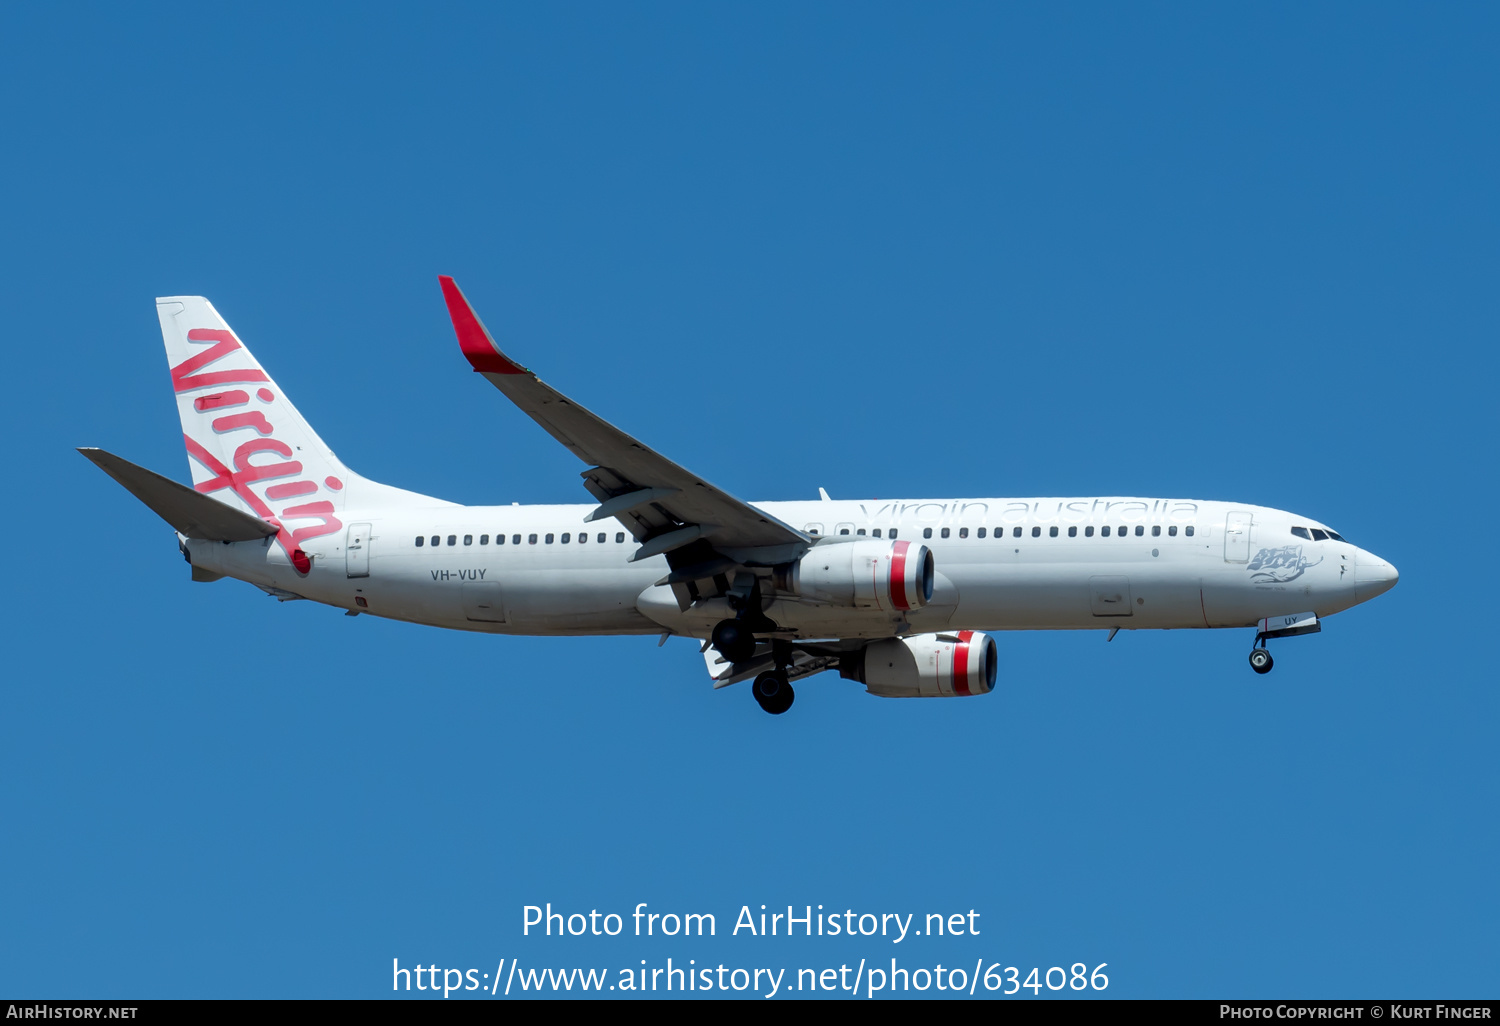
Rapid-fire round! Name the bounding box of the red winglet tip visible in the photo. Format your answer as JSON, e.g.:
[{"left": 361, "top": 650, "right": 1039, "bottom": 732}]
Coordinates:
[{"left": 438, "top": 275, "right": 525, "bottom": 375}]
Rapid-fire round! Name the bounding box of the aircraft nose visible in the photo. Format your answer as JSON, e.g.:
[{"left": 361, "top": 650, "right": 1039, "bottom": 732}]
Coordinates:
[{"left": 1355, "top": 550, "right": 1399, "bottom": 602}]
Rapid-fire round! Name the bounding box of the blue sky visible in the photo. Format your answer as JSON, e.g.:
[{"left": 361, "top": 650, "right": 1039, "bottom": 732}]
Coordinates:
[{"left": 1, "top": 2, "right": 1495, "bottom": 999}]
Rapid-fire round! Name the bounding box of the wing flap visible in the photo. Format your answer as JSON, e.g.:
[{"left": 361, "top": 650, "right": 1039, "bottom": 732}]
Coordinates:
[{"left": 705, "top": 642, "right": 843, "bottom": 688}]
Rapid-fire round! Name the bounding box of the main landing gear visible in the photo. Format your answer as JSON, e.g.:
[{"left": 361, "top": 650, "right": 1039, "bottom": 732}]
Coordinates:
[
  {"left": 752, "top": 670, "right": 795, "bottom": 715},
  {"left": 711, "top": 572, "right": 776, "bottom": 664},
  {"left": 710, "top": 576, "right": 795, "bottom": 714},
  {"left": 753, "top": 639, "right": 797, "bottom": 714},
  {"left": 713, "top": 616, "right": 796, "bottom": 714},
  {"left": 711, "top": 618, "right": 756, "bottom": 664}
]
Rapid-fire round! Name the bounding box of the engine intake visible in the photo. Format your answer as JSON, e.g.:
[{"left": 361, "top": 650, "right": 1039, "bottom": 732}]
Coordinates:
[
  {"left": 840, "top": 631, "right": 998, "bottom": 698},
  {"left": 775, "top": 539, "right": 934, "bottom": 611}
]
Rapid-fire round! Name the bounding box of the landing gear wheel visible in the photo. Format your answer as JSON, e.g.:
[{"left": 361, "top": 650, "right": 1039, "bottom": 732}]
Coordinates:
[
  {"left": 751, "top": 671, "right": 795, "bottom": 715},
  {"left": 1248, "top": 648, "right": 1273, "bottom": 674},
  {"left": 712, "top": 619, "right": 756, "bottom": 664}
]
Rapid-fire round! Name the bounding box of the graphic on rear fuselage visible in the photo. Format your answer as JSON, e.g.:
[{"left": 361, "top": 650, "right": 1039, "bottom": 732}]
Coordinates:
[{"left": 1247, "top": 545, "right": 1322, "bottom": 584}]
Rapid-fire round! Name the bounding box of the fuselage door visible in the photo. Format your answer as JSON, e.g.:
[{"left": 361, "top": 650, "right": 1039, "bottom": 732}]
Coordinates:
[
  {"left": 1089, "top": 576, "right": 1133, "bottom": 617},
  {"left": 346, "top": 522, "right": 371, "bottom": 578},
  {"left": 462, "top": 581, "right": 506, "bottom": 623},
  {"left": 1224, "top": 511, "right": 1253, "bottom": 563}
]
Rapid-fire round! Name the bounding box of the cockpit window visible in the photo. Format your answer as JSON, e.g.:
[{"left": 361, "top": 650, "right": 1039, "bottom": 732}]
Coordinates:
[
  {"left": 1326, "top": 530, "right": 1345, "bottom": 542},
  {"left": 1291, "top": 526, "right": 1311, "bottom": 540},
  {"left": 1310, "top": 529, "right": 1329, "bottom": 541}
]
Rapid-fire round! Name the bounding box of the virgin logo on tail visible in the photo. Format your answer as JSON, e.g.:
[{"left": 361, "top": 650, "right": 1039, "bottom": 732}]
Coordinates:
[{"left": 172, "top": 328, "right": 342, "bottom": 572}]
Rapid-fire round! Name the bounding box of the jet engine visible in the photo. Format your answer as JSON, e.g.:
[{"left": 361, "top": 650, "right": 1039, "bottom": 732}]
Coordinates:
[
  {"left": 839, "top": 631, "right": 998, "bottom": 698},
  {"left": 774, "top": 539, "right": 935, "bottom": 611}
]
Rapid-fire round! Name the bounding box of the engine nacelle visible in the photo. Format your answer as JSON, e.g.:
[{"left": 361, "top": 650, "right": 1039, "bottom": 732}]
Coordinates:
[
  {"left": 775, "top": 539, "right": 934, "bottom": 611},
  {"left": 840, "top": 631, "right": 997, "bottom": 698}
]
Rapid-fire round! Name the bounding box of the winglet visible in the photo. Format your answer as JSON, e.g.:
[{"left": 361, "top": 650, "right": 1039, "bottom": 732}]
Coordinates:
[{"left": 438, "top": 276, "right": 528, "bottom": 375}]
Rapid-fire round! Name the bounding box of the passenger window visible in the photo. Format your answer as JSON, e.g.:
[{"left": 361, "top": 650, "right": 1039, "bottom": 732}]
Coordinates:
[
  {"left": 959, "top": 527, "right": 968, "bottom": 539},
  {"left": 1085, "top": 526, "right": 1094, "bottom": 537},
  {"left": 616, "top": 533, "right": 625, "bottom": 543},
  {"left": 447, "top": 535, "right": 457, "bottom": 546},
  {"left": 1152, "top": 525, "right": 1161, "bottom": 537},
  {"left": 977, "top": 528, "right": 986, "bottom": 538},
  {"left": 1291, "top": 526, "right": 1311, "bottom": 540},
  {"left": 1185, "top": 526, "right": 1195, "bottom": 537},
  {"left": 1049, "top": 526, "right": 1058, "bottom": 537},
  {"left": 889, "top": 529, "right": 898, "bottom": 540},
  {"left": 1168, "top": 526, "right": 1177, "bottom": 537},
  {"left": 497, "top": 534, "right": 505, "bottom": 544},
  {"left": 1135, "top": 525, "right": 1144, "bottom": 537},
  {"left": 1102, "top": 526, "right": 1111, "bottom": 537},
  {"left": 839, "top": 528, "right": 850, "bottom": 536},
  {"left": 1013, "top": 527, "right": 1022, "bottom": 538},
  {"left": 1031, "top": 526, "right": 1040, "bottom": 538},
  {"left": 872, "top": 529, "right": 881, "bottom": 538},
  {"left": 1068, "top": 526, "right": 1077, "bottom": 537},
  {"left": 430, "top": 535, "right": 440, "bottom": 547},
  {"left": 415, "top": 536, "right": 424, "bottom": 547},
  {"left": 598, "top": 533, "right": 606, "bottom": 543},
  {"left": 480, "top": 534, "right": 489, "bottom": 545},
  {"left": 1310, "top": 529, "right": 1328, "bottom": 541},
  {"left": 561, "top": 533, "right": 570, "bottom": 543},
  {"left": 805, "top": 523, "right": 823, "bottom": 536},
  {"left": 513, "top": 534, "right": 522, "bottom": 545},
  {"left": 941, "top": 528, "right": 950, "bottom": 539},
  {"left": 578, "top": 532, "right": 587, "bottom": 544},
  {"left": 463, "top": 534, "right": 473, "bottom": 546},
  {"left": 856, "top": 528, "right": 866, "bottom": 536},
  {"left": 528, "top": 534, "right": 538, "bottom": 545},
  {"left": 923, "top": 528, "right": 933, "bottom": 539},
  {"left": 545, "top": 534, "right": 555, "bottom": 544}
]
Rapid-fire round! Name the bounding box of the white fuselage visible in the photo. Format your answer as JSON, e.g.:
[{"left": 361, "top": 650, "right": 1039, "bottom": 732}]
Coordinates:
[{"left": 185, "top": 496, "right": 1397, "bottom": 641}]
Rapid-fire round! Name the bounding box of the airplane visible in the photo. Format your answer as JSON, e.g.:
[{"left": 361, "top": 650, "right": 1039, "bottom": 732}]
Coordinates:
[{"left": 80, "top": 277, "right": 1399, "bottom": 715}]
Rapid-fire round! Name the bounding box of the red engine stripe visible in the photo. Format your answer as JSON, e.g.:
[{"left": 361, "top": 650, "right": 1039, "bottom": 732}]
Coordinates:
[
  {"left": 954, "top": 629, "right": 973, "bottom": 695},
  {"left": 889, "top": 540, "right": 910, "bottom": 610}
]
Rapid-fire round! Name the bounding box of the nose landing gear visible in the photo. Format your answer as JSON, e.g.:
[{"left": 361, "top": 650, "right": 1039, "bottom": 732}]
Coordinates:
[
  {"left": 1248, "top": 645, "right": 1274, "bottom": 674},
  {"left": 1246, "top": 611, "right": 1320, "bottom": 675}
]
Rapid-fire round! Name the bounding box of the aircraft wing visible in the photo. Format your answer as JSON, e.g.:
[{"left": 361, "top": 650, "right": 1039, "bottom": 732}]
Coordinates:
[{"left": 439, "top": 276, "right": 810, "bottom": 576}]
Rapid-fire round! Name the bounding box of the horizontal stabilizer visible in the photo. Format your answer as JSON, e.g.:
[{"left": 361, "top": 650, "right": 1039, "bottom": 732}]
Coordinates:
[{"left": 78, "top": 447, "right": 279, "bottom": 542}]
